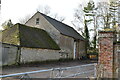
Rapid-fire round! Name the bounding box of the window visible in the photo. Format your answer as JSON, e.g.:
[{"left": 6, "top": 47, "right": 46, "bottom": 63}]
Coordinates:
[{"left": 36, "top": 18, "right": 39, "bottom": 25}]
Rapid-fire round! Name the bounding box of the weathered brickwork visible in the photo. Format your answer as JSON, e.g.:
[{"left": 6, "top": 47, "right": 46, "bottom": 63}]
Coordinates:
[
  {"left": 113, "top": 44, "right": 120, "bottom": 78},
  {"left": 118, "top": 50, "right": 120, "bottom": 78},
  {"left": 98, "top": 31, "right": 116, "bottom": 78}
]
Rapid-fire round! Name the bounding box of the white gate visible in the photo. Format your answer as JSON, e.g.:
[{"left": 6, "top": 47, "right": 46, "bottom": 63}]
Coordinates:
[{"left": 0, "top": 63, "right": 97, "bottom": 79}]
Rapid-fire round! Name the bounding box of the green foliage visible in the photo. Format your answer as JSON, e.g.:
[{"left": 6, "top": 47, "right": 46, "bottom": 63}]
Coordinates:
[
  {"left": 87, "top": 48, "right": 98, "bottom": 55},
  {"left": 84, "top": 20, "right": 90, "bottom": 48},
  {"left": 92, "top": 35, "right": 97, "bottom": 49},
  {"left": 2, "top": 19, "right": 13, "bottom": 30},
  {"left": 109, "top": 1, "right": 118, "bottom": 28},
  {"left": 83, "top": 1, "right": 95, "bottom": 49},
  {"left": 84, "top": 1, "right": 95, "bottom": 13},
  {"left": 97, "top": 1, "right": 119, "bottom": 29},
  {"left": 2, "top": 25, "right": 20, "bottom": 45}
]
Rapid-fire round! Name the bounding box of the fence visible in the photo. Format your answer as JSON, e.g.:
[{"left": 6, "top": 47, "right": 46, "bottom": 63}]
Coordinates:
[{"left": 0, "top": 63, "right": 97, "bottom": 79}]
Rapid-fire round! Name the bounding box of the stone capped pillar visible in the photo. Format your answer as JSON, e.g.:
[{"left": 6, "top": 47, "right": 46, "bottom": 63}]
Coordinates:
[{"left": 98, "top": 31, "right": 116, "bottom": 78}]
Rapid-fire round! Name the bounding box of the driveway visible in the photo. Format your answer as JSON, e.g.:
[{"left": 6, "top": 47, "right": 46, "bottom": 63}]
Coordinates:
[{"left": 2, "top": 60, "right": 97, "bottom": 79}]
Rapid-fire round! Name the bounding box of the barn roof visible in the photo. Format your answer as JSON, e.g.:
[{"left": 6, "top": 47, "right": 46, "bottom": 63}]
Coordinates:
[
  {"left": 40, "top": 12, "right": 85, "bottom": 41},
  {"left": 2, "top": 23, "right": 60, "bottom": 50},
  {"left": 26, "top": 11, "right": 85, "bottom": 41}
]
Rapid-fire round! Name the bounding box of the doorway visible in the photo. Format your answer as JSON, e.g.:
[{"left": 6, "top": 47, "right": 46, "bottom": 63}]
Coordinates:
[{"left": 73, "top": 41, "right": 76, "bottom": 59}]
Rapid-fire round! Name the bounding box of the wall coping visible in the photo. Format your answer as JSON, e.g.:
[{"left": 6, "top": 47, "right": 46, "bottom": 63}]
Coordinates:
[
  {"left": 98, "top": 30, "right": 117, "bottom": 38},
  {"left": 98, "top": 30, "right": 116, "bottom": 33}
]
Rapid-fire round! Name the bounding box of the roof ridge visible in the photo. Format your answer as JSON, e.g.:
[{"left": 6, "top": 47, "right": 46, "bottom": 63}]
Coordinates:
[
  {"left": 25, "top": 11, "right": 85, "bottom": 40},
  {"left": 25, "top": 11, "right": 40, "bottom": 24},
  {"left": 40, "top": 12, "right": 73, "bottom": 28},
  {"left": 33, "top": 11, "right": 78, "bottom": 33},
  {"left": 40, "top": 12, "right": 85, "bottom": 40}
]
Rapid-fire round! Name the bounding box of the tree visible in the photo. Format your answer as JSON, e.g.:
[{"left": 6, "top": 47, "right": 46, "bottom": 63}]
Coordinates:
[
  {"left": 50, "top": 13, "right": 65, "bottom": 22},
  {"left": 19, "top": 14, "right": 31, "bottom": 24},
  {"left": 109, "top": 0, "right": 120, "bottom": 41},
  {"left": 109, "top": 1, "right": 119, "bottom": 28},
  {"left": 19, "top": 5, "right": 65, "bottom": 23},
  {"left": 37, "top": 5, "right": 65, "bottom": 22},
  {"left": 96, "top": 1, "right": 120, "bottom": 30},
  {"left": 72, "top": 1, "right": 96, "bottom": 49},
  {"left": 71, "top": 4, "right": 84, "bottom": 34},
  {"left": 84, "top": 20, "right": 90, "bottom": 48},
  {"left": 37, "top": 5, "right": 51, "bottom": 15},
  {"left": 1, "top": 19, "right": 13, "bottom": 30},
  {"left": 96, "top": 2, "right": 112, "bottom": 29},
  {"left": 83, "top": 0, "right": 95, "bottom": 49}
]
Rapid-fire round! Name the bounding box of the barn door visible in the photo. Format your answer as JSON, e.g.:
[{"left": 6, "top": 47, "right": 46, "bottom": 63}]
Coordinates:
[
  {"left": 73, "top": 41, "right": 76, "bottom": 59},
  {"left": 2, "top": 47, "right": 9, "bottom": 64}
]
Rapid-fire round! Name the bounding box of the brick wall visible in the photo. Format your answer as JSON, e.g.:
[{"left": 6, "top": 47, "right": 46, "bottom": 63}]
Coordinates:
[
  {"left": 115, "top": 44, "right": 120, "bottom": 78},
  {"left": 98, "top": 31, "right": 116, "bottom": 78}
]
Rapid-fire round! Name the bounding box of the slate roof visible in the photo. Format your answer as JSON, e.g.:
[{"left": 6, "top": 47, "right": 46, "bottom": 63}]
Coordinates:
[
  {"left": 25, "top": 11, "right": 85, "bottom": 41},
  {"left": 2, "top": 23, "right": 60, "bottom": 50},
  {"left": 39, "top": 12, "right": 85, "bottom": 41}
]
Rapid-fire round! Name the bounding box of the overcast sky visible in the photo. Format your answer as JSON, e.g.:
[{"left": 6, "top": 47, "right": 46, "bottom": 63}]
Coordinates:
[{"left": 0, "top": 0, "right": 109, "bottom": 29}]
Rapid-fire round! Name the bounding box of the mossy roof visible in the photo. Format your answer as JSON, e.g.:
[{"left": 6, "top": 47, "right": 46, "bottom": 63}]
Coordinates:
[{"left": 2, "top": 23, "right": 60, "bottom": 50}]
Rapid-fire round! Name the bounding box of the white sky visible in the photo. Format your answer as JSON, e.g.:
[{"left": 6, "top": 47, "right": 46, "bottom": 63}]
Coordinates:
[{"left": 0, "top": 0, "right": 109, "bottom": 29}]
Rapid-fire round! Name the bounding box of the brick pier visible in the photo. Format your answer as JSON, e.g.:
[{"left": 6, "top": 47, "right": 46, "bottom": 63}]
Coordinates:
[{"left": 98, "top": 31, "right": 116, "bottom": 78}]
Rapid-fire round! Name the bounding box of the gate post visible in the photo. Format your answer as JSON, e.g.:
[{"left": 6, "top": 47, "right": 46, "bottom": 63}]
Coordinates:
[
  {"left": 98, "top": 31, "right": 116, "bottom": 78},
  {"left": 115, "top": 43, "right": 120, "bottom": 78}
]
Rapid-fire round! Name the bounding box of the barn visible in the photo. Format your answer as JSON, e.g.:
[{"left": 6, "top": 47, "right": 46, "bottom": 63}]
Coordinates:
[
  {"left": 1, "top": 23, "right": 62, "bottom": 65},
  {"left": 25, "top": 11, "right": 86, "bottom": 59}
]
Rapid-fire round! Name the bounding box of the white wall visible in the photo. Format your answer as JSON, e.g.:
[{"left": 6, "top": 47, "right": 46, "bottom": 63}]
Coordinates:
[{"left": 20, "top": 47, "right": 70, "bottom": 63}]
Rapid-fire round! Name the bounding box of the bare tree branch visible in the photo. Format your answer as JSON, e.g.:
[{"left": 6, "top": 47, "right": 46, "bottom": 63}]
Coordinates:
[
  {"left": 37, "top": 5, "right": 51, "bottom": 15},
  {"left": 37, "top": 5, "right": 65, "bottom": 22},
  {"left": 19, "top": 14, "right": 31, "bottom": 24}
]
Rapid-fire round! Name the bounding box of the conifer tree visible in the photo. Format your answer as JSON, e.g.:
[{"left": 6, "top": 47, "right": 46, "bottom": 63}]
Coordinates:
[{"left": 83, "top": 0, "right": 95, "bottom": 49}]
